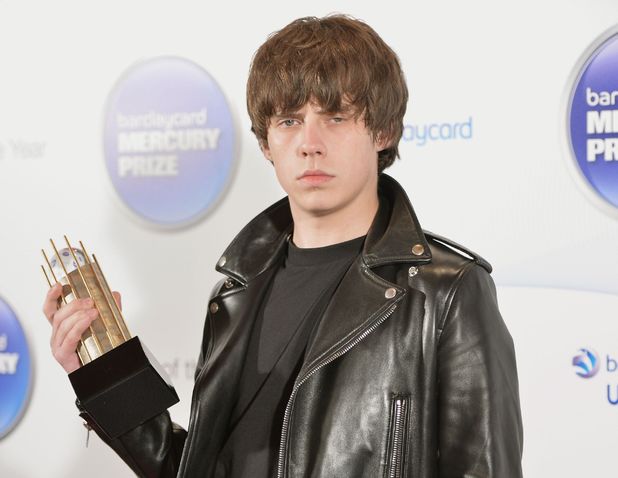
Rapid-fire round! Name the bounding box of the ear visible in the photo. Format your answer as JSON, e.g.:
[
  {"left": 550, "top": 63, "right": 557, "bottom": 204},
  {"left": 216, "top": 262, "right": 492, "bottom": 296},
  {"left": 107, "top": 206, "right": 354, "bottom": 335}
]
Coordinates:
[
  {"left": 260, "top": 140, "right": 273, "bottom": 164},
  {"left": 375, "top": 132, "right": 390, "bottom": 153}
]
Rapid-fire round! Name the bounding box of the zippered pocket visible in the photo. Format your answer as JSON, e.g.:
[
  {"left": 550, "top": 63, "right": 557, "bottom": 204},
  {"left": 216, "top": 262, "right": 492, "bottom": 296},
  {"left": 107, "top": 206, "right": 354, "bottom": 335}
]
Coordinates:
[{"left": 384, "top": 394, "right": 410, "bottom": 478}]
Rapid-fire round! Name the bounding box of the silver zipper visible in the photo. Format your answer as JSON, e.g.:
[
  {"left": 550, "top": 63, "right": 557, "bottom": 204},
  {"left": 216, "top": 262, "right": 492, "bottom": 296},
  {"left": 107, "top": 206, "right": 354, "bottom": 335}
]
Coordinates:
[
  {"left": 387, "top": 396, "right": 409, "bottom": 478},
  {"left": 276, "top": 302, "right": 399, "bottom": 478}
]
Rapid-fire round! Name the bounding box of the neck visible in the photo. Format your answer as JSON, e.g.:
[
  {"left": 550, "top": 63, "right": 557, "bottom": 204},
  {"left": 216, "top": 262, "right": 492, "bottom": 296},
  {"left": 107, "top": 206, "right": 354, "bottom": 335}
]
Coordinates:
[{"left": 290, "top": 194, "right": 379, "bottom": 248}]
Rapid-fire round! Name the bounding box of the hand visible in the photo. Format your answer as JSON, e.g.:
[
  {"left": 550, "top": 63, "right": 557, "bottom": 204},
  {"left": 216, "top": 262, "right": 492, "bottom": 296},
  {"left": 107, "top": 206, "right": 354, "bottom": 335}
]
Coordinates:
[{"left": 42, "top": 283, "right": 122, "bottom": 374}]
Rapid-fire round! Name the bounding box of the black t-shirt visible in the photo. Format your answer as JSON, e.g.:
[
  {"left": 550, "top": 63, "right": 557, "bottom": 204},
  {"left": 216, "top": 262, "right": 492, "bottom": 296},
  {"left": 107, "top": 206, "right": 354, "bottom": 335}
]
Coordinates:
[{"left": 215, "top": 235, "right": 365, "bottom": 477}]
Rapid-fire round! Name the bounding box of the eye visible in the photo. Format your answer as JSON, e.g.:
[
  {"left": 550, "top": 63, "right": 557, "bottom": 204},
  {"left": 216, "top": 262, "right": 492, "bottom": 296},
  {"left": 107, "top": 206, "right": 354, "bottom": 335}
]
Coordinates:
[
  {"left": 330, "top": 116, "right": 346, "bottom": 123},
  {"left": 279, "top": 119, "right": 298, "bottom": 127}
]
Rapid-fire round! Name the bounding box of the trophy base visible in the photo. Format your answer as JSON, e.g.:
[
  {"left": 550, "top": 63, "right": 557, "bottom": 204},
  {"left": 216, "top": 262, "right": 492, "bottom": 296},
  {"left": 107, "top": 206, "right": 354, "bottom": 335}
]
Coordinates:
[{"left": 69, "top": 336, "right": 179, "bottom": 439}]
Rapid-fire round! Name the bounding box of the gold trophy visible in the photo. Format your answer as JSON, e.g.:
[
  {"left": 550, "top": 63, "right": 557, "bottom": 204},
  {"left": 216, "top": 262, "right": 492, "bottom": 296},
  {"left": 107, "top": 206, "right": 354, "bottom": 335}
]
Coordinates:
[{"left": 41, "top": 236, "right": 178, "bottom": 439}]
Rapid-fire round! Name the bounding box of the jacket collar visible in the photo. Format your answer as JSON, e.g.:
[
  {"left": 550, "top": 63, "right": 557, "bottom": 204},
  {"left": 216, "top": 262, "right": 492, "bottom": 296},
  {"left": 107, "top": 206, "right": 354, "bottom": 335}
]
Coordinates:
[{"left": 216, "top": 174, "right": 431, "bottom": 285}]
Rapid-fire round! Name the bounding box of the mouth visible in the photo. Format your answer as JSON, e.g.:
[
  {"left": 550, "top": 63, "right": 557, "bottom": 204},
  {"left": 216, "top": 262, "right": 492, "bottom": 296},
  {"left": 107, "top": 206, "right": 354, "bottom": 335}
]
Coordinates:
[{"left": 298, "top": 169, "right": 334, "bottom": 185}]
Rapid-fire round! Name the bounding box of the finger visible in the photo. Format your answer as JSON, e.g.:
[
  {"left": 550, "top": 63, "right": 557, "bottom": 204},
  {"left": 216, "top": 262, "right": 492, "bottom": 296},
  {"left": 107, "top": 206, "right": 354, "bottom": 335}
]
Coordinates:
[
  {"left": 52, "top": 314, "right": 97, "bottom": 373},
  {"left": 51, "top": 297, "right": 94, "bottom": 329},
  {"left": 58, "top": 314, "right": 96, "bottom": 355},
  {"left": 112, "top": 291, "right": 122, "bottom": 311},
  {"left": 51, "top": 308, "right": 98, "bottom": 351},
  {"left": 43, "top": 283, "right": 63, "bottom": 323}
]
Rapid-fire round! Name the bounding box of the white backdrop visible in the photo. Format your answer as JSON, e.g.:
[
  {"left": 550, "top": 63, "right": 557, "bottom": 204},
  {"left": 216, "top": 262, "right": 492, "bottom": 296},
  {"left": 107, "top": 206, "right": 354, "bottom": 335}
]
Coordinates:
[{"left": 1, "top": 1, "right": 618, "bottom": 476}]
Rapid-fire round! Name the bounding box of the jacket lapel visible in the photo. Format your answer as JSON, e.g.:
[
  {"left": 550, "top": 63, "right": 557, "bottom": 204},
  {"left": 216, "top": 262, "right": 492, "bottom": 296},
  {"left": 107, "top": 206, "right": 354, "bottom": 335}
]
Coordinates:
[
  {"left": 299, "top": 257, "right": 404, "bottom": 379},
  {"left": 295, "top": 175, "right": 434, "bottom": 379}
]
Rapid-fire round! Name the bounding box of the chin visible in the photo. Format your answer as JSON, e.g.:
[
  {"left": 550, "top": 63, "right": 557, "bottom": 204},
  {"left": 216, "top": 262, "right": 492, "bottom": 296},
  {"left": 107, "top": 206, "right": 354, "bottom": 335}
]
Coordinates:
[{"left": 300, "top": 200, "right": 343, "bottom": 217}]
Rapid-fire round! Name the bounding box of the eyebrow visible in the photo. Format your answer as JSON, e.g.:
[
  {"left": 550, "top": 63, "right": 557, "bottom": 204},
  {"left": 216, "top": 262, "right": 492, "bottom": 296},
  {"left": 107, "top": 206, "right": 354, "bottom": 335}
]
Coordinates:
[
  {"left": 272, "top": 111, "right": 304, "bottom": 120},
  {"left": 272, "top": 105, "right": 355, "bottom": 119}
]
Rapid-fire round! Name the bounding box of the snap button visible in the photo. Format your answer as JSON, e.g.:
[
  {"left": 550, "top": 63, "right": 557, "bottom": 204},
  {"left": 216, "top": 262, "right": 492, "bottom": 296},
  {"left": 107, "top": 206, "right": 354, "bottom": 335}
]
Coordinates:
[
  {"left": 385, "top": 287, "right": 397, "bottom": 299},
  {"left": 218, "top": 256, "right": 227, "bottom": 267},
  {"left": 209, "top": 302, "right": 219, "bottom": 314},
  {"left": 411, "top": 244, "right": 425, "bottom": 256},
  {"left": 408, "top": 266, "right": 418, "bottom": 277}
]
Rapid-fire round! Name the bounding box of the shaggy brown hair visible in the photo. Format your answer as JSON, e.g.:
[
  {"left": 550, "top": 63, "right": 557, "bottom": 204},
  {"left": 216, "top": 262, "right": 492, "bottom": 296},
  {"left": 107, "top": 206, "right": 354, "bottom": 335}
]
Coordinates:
[{"left": 246, "top": 15, "right": 408, "bottom": 173}]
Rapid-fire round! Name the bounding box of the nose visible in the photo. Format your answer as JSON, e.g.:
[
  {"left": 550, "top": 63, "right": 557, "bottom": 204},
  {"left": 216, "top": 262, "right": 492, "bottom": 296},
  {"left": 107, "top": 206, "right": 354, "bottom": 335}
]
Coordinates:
[{"left": 299, "top": 120, "right": 326, "bottom": 158}]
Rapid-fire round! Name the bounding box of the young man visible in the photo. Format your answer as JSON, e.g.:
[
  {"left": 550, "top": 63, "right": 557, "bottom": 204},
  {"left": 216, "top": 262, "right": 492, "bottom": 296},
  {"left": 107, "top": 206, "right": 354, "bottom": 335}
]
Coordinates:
[{"left": 44, "top": 15, "right": 523, "bottom": 478}]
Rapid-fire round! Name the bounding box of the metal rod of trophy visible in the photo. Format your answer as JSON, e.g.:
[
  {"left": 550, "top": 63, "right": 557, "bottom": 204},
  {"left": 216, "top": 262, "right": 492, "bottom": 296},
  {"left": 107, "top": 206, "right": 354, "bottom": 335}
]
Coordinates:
[
  {"left": 49, "top": 238, "right": 105, "bottom": 358},
  {"left": 41, "top": 265, "right": 52, "bottom": 288},
  {"left": 80, "top": 240, "right": 130, "bottom": 342},
  {"left": 41, "top": 237, "right": 133, "bottom": 365},
  {"left": 63, "top": 236, "right": 117, "bottom": 349},
  {"left": 41, "top": 248, "right": 92, "bottom": 364}
]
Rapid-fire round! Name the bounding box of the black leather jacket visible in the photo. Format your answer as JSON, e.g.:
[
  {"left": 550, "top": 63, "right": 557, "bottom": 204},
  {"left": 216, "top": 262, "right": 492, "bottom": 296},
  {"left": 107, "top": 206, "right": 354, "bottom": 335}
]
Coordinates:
[{"left": 93, "top": 174, "right": 523, "bottom": 477}]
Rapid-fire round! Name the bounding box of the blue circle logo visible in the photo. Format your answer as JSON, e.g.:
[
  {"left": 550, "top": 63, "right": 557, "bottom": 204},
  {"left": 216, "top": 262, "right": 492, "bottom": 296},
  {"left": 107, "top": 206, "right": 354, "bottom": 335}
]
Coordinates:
[
  {"left": 568, "top": 30, "right": 618, "bottom": 211},
  {"left": 104, "top": 57, "right": 236, "bottom": 227},
  {"left": 0, "top": 297, "right": 31, "bottom": 438},
  {"left": 572, "top": 348, "right": 600, "bottom": 379}
]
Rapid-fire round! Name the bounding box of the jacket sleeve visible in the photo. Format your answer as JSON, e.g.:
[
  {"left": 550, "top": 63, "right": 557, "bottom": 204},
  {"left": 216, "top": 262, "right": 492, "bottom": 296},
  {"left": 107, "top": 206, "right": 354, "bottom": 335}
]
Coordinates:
[
  {"left": 78, "top": 280, "right": 221, "bottom": 478},
  {"left": 436, "top": 263, "right": 523, "bottom": 478},
  {"left": 81, "top": 410, "right": 187, "bottom": 478}
]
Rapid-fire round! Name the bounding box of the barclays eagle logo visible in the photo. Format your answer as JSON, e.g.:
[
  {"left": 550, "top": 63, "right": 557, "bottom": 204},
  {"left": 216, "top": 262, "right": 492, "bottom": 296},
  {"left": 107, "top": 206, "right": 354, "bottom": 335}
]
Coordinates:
[{"left": 572, "top": 348, "right": 600, "bottom": 378}]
